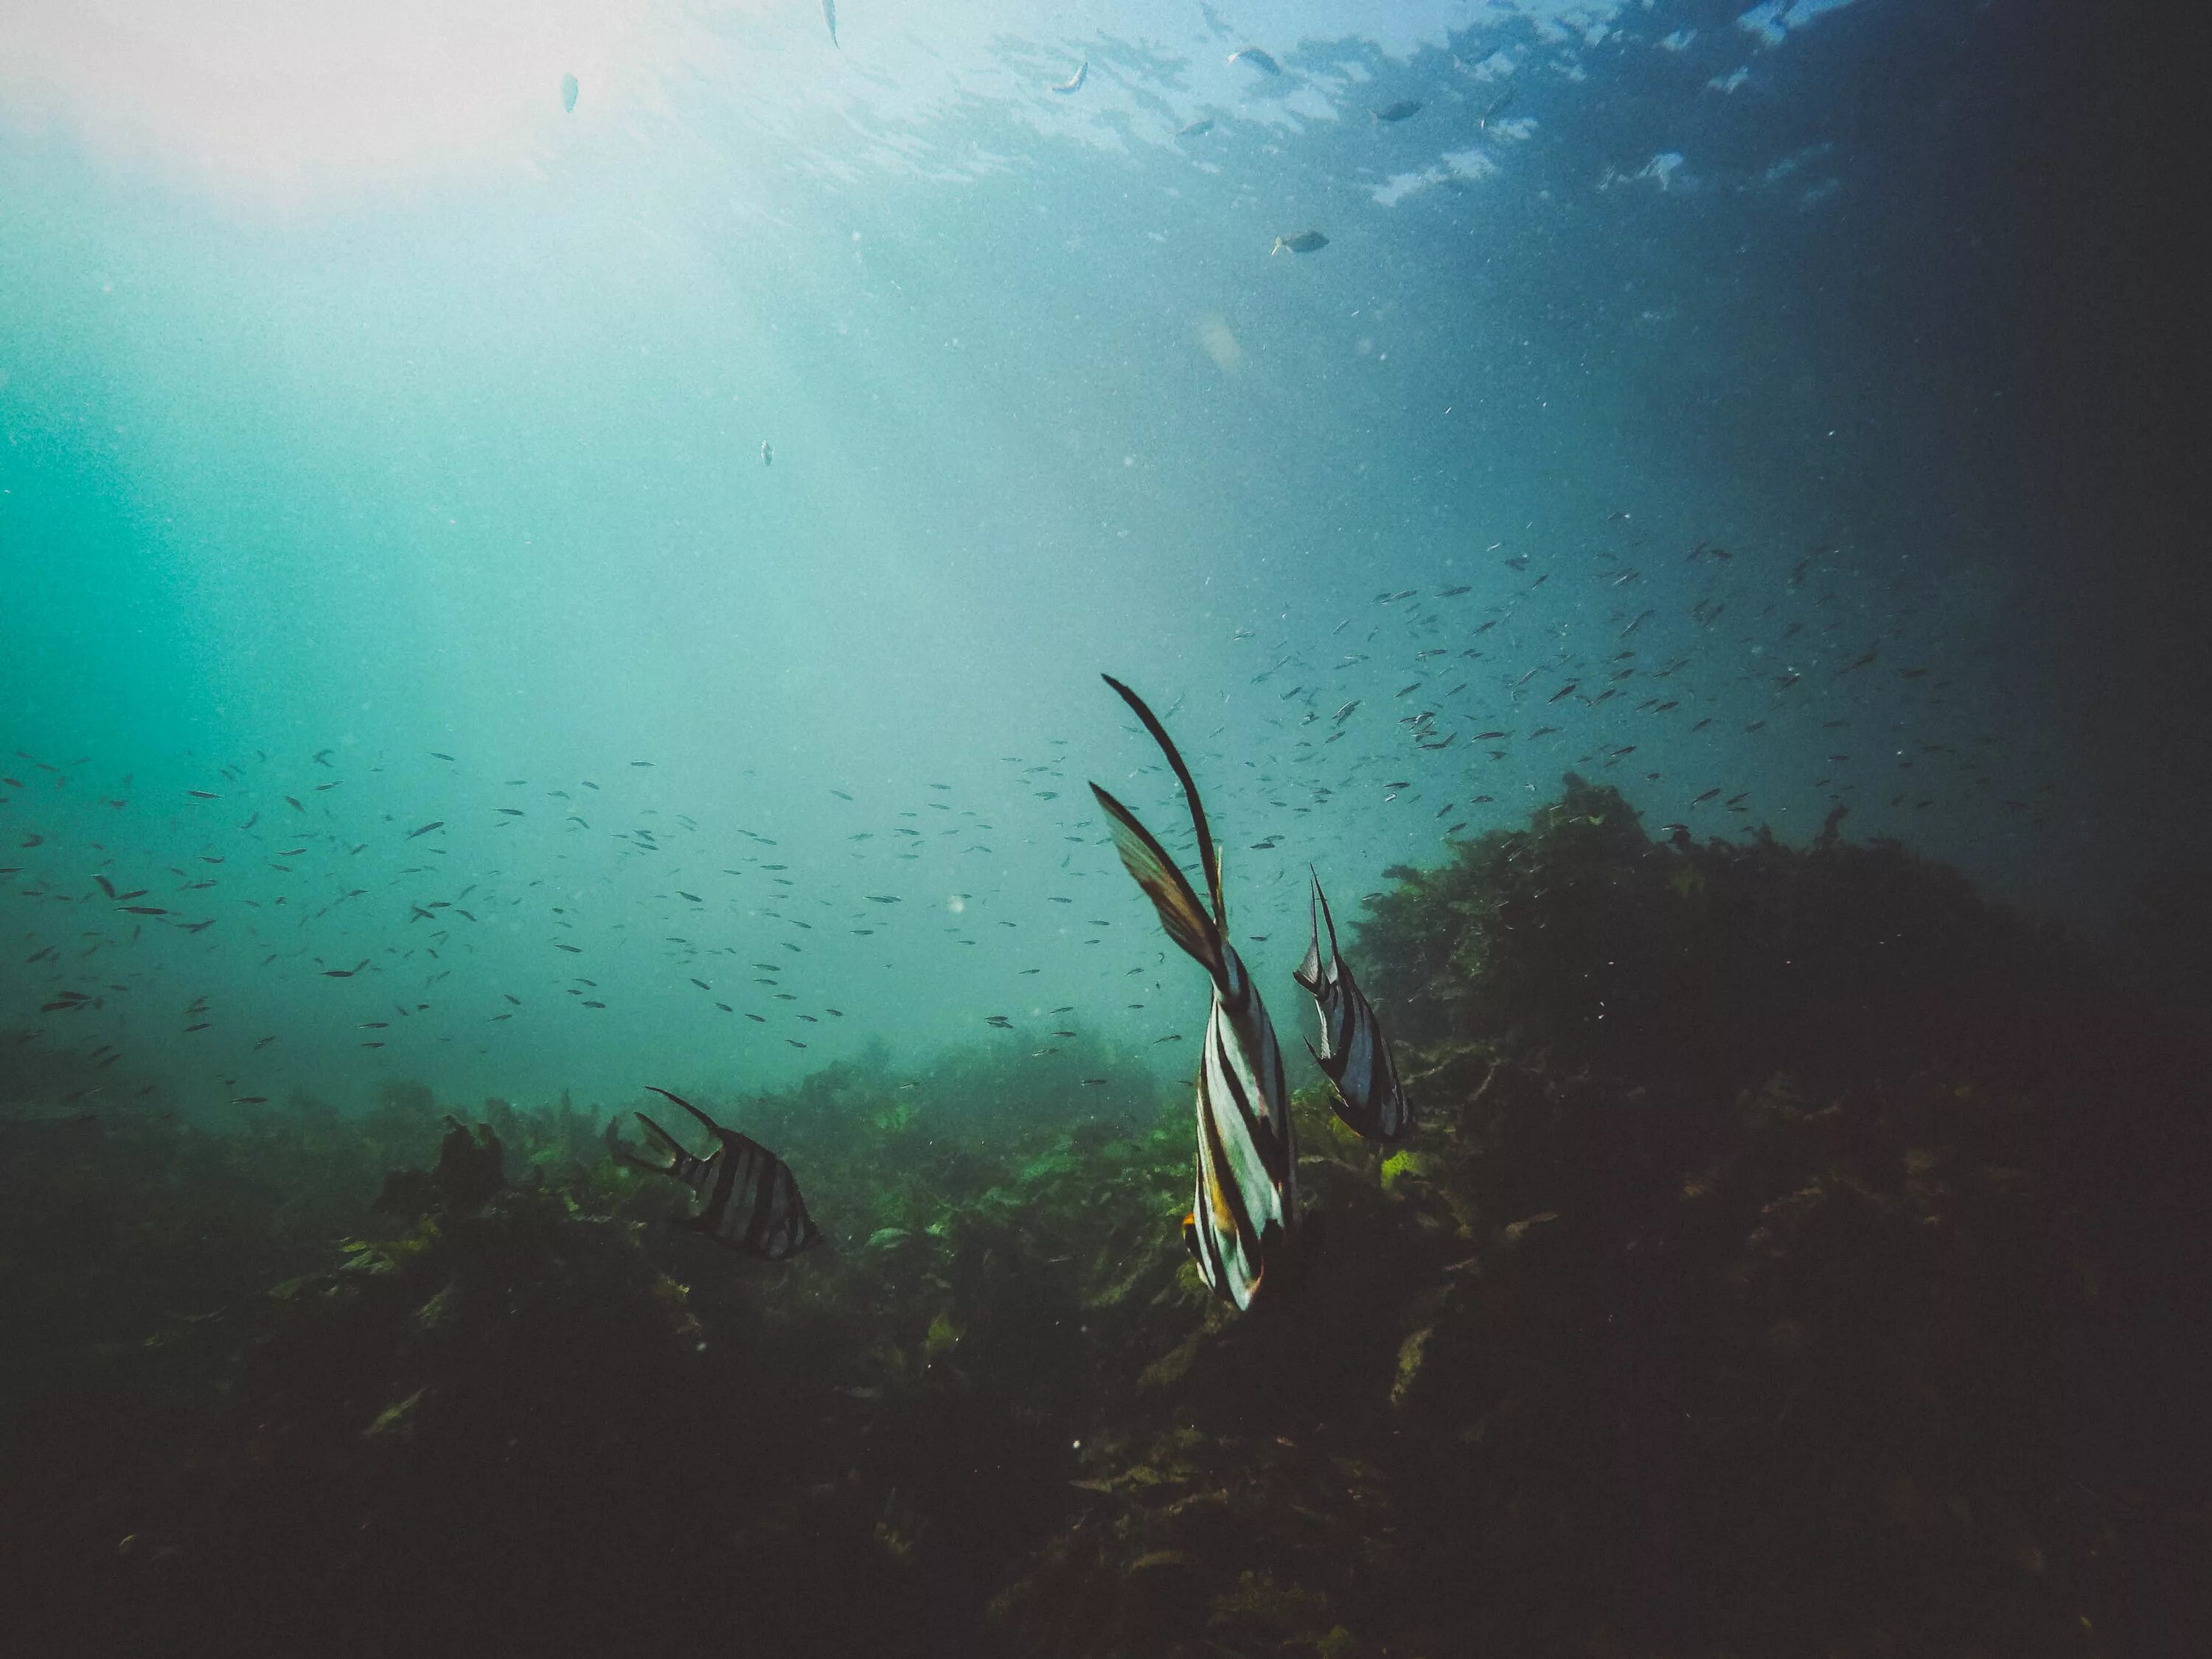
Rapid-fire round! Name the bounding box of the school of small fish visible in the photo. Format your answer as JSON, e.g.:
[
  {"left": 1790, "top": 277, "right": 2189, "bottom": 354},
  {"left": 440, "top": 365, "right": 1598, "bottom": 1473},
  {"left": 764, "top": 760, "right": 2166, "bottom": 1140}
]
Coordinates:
[
  {"left": 3, "top": 512, "right": 2019, "bottom": 1138},
  {"left": 4, "top": 24, "right": 2039, "bottom": 1302}
]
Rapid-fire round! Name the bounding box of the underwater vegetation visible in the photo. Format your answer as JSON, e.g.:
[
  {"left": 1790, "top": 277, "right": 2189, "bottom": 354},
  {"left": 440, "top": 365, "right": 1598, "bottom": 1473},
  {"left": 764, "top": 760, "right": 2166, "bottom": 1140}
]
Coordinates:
[{"left": 4, "top": 785, "right": 2207, "bottom": 1658}]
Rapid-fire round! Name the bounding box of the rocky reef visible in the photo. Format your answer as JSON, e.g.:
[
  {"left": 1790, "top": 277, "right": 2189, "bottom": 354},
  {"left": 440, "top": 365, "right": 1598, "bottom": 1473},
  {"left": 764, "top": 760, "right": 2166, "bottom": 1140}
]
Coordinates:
[{"left": 4, "top": 785, "right": 2205, "bottom": 1658}]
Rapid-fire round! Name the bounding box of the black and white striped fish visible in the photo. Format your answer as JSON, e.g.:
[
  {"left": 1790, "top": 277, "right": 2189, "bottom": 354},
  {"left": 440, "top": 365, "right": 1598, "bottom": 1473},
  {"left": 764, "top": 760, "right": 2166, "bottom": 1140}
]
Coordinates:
[
  {"left": 1294, "top": 871, "right": 1410, "bottom": 1141},
  {"left": 1091, "top": 675, "right": 1301, "bottom": 1312},
  {"left": 608, "top": 1087, "right": 821, "bottom": 1260}
]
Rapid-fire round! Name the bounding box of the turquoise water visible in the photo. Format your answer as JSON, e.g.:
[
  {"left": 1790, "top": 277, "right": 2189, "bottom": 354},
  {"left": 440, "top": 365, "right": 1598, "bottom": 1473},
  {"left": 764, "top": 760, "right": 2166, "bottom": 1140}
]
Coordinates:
[{"left": 0, "top": 3, "right": 2179, "bottom": 1108}]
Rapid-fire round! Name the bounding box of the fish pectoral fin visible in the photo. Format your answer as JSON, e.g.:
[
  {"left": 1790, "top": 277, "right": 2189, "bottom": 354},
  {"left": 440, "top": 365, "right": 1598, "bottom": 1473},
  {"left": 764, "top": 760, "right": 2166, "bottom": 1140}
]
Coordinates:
[
  {"left": 1243, "top": 1217, "right": 1290, "bottom": 1307},
  {"left": 1304, "top": 1037, "right": 1347, "bottom": 1085},
  {"left": 1091, "top": 784, "right": 1222, "bottom": 975},
  {"left": 605, "top": 1116, "right": 671, "bottom": 1177}
]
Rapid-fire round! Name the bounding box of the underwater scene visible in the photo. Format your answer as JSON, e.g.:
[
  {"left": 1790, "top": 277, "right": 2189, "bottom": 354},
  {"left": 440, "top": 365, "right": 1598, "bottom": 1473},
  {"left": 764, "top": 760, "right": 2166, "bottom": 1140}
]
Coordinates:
[{"left": 2, "top": 2, "right": 2201, "bottom": 1655}]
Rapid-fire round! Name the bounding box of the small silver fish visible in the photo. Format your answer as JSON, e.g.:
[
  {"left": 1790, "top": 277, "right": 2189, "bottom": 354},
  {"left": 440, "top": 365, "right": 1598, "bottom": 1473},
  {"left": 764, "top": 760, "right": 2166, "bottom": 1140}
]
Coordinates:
[
  {"left": 1176, "top": 117, "right": 1214, "bottom": 140},
  {"left": 560, "top": 73, "right": 578, "bottom": 114},
  {"left": 1229, "top": 48, "right": 1281, "bottom": 75},
  {"left": 824, "top": 0, "right": 838, "bottom": 49},
  {"left": 761, "top": 440, "right": 772, "bottom": 467},
  {"left": 1270, "top": 229, "right": 1329, "bottom": 255},
  {"left": 1052, "top": 60, "right": 1088, "bottom": 95}
]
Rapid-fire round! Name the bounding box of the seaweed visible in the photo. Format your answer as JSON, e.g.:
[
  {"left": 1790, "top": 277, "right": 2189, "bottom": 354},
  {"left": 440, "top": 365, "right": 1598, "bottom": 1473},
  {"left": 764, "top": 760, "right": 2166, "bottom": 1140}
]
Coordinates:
[{"left": 4, "top": 786, "right": 2205, "bottom": 1658}]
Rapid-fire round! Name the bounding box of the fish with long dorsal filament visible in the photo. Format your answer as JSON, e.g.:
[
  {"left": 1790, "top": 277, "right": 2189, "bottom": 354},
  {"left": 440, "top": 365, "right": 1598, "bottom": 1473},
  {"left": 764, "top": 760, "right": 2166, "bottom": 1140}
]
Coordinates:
[
  {"left": 1293, "top": 870, "right": 1410, "bottom": 1140},
  {"left": 607, "top": 1088, "right": 821, "bottom": 1259},
  {"left": 1090, "top": 675, "right": 1302, "bottom": 1311}
]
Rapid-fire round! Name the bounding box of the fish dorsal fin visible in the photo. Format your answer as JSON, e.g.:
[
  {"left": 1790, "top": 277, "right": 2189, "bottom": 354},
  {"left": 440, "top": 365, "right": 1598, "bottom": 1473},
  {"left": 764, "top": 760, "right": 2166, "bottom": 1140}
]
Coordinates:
[
  {"left": 1102, "top": 675, "right": 1225, "bottom": 928},
  {"left": 647, "top": 1085, "right": 723, "bottom": 1141},
  {"left": 1312, "top": 871, "right": 1343, "bottom": 963},
  {"left": 1295, "top": 871, "right": 1324, "bottom": 993},
  {"left": 1091, "top": 783, "right": 1222, "bottom": 975}
]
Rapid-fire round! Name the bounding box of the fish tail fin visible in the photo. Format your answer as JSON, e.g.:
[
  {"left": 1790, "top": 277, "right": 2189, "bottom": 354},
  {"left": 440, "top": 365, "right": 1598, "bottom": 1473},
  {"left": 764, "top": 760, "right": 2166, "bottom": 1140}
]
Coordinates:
[
  {"left": 1100, "top": 675, "right": 1225, "bottom": 925},
  {"left": 1091, "top": 785, "right": 1223, "bottom": 976}
]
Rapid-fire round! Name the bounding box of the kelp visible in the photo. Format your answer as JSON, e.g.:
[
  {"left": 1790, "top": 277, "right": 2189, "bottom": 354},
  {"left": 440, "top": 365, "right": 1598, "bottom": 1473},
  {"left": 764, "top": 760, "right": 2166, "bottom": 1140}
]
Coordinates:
[
  {"left": 4, "top": 789, "right": 2205, "bottom": 1658},
  {"left": 1354, "top": 778, "right": 2090, "bottom": 1096}
]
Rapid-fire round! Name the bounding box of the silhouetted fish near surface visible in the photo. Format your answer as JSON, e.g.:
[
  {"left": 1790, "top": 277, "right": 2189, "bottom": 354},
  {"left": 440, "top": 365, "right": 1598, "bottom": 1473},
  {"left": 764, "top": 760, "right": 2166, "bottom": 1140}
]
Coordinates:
[
  {"left": 1176, "top": 117, "right": 1214, "bottom": 139},
  {"left": 823, "top": 0, "right": 837, "bottom": 49},
  {"left": 1371, "top": 100, "right": 1422, "bottom": 122},
  {"left": 1091, "top": 675, "right": 1301, "bottom": 1312},
  {"left": 1229, "top": 48, "right": 1281, "bottom": 75},
  {"left": 607, "top": 1088, "right": 821, "bottom": 1260},
  {"left": 1294, "top": 872, "right": 1409, "bottom": 1140},
  {"left": 1052, "top": 60, "right": 1088, "bottom": 94},
  {"left": 1271, "top": 230, "right": 1329, "bottom": 256},
  {"left": 560, "top": 73, "right": 577, "bottom": 114}
]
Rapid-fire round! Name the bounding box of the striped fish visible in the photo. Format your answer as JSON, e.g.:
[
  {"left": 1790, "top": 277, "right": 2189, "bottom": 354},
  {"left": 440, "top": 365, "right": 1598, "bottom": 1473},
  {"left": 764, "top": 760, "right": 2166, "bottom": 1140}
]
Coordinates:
[
  {"left": 608, "top": 1086, "right": 821, "bottom": 1260},
  {"left": 1293, "top": 872, "right": 1410, "bottom": 1140},
  {"left": 1091, "top": 675, "right": 1300, "bottom": 1311}
]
